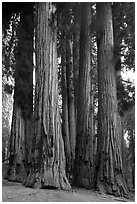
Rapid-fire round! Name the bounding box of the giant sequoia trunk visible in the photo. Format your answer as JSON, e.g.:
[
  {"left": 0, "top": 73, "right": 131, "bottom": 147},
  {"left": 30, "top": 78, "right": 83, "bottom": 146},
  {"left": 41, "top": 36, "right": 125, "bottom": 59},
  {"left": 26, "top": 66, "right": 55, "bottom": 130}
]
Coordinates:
[
  {"left": 6, "top": 5, "right": 33, "bottom": 183},
  {"left": 96, "top": 3, "right": 129, "bottom": 197},
  {"left": 73, "top": 3, "right": 94, "bottom": 189},
  {"left": 26, "top": 3, "right": 71, "bottom": 190}
]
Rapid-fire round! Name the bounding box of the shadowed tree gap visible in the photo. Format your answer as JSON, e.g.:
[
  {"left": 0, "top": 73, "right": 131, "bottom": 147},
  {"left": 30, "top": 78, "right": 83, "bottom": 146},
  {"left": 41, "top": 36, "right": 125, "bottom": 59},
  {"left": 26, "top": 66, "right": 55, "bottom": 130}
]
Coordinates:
[
  {"left": 5, "top": 4, "right": 34, "bottom": 183},
  {"left": 61, "top": 37, "right": 71, "bottom": 181},
  {"left": 59, "top": 4, "right": 77, "bottom": 183},
  {"left": 66, "top": 36, "right": 76, "bottom": 182}
]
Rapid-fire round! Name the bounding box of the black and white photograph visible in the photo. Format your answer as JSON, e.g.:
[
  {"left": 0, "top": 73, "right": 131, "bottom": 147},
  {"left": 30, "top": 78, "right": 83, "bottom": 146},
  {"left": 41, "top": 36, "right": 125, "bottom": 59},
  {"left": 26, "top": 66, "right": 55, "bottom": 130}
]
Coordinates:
[{"left": 2, "top": 1, "right": 135, "bottom": 202}]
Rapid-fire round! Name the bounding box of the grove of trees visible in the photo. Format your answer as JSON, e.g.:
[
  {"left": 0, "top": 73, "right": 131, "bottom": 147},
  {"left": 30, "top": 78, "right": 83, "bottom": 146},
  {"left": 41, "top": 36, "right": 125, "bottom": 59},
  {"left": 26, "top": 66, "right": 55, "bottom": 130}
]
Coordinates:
[{"left": 2, "top": 2, "right": 135, "bottom": 199}]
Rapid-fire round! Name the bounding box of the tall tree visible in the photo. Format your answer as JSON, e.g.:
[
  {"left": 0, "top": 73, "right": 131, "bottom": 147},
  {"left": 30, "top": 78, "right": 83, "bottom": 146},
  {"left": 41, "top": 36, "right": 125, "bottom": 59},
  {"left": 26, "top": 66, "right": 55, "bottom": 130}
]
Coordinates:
[
  {"left": 65, "top": 34, "right": 76, "bottom": 182},
  {"left": 5, "top": 4, "right": 34, "bottom": 183},
  {"left": 61, "top": 41, "right": 71, "bottom": 181},
  {"left": 25, "top": 3, "right": 71, "bottom": 190},
  {"left": 73, "top": 2, "right": 80, "bottom": 116},
  {"left": 58, "top": 3, "right": 77, "bottom": 182},
  {"left": 74, "top": 3, "right": 94, "bottom": 189},
  {"left": 95, "top": 2, "right": 129, "bottom": 197}
]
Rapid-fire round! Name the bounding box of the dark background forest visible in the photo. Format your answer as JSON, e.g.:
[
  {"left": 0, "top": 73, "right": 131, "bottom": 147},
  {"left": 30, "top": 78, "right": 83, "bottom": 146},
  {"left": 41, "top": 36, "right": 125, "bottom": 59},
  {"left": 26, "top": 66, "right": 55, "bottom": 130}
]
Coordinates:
[{"left": 2, "top": 2, "right": 135, "bottom": 200}]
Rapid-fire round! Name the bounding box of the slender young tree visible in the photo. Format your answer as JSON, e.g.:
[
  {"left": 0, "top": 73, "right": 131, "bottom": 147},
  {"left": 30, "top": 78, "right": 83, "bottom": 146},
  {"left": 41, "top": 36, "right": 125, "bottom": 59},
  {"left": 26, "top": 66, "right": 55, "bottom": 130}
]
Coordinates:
[
  {"left": 61, "top": 36, "right": 71, "bottom": 180},
  {"left": 73, "top": 2, "right": 80, "bottom": 117},
  {"left": 74, "top": 3, "right": 94, "bottom": 189},
  {"left": 95, "top": 2, "right": 129, "bottom": 197},
  {"left": 65, "top": 37, "right": 76, "bottom": 181},
  {"left": 25, "top": 3, "right": 71, "bottom": 190}
]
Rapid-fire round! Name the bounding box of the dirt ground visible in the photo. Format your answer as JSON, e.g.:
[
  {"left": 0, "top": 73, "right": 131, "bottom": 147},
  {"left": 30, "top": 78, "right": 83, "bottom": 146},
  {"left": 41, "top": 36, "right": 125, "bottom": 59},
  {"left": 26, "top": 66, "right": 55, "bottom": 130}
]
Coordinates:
[{"left": 2, "top": 178, "right": 134, "bottom": 202}]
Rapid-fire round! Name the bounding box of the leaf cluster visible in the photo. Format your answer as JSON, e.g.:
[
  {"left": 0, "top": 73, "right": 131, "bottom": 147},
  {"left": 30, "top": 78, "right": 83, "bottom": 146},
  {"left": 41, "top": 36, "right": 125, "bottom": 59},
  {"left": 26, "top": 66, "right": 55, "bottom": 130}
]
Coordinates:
[{"left": 113, "top": 2, "right": 135, "bottom": 72}]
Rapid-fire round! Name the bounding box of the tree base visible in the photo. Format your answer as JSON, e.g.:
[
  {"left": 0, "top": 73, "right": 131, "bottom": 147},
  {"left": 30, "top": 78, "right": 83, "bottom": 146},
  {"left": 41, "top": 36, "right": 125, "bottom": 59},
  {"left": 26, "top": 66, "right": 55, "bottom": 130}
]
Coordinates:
[
  {"left": 96, "top": 176, "right": 131, "bottom": 199},
  {"left": 4, "top": 164, "right": 27, "bottom": 184},
  {"left": 24, "top": 169, "right": 71, "bottom": 190}
]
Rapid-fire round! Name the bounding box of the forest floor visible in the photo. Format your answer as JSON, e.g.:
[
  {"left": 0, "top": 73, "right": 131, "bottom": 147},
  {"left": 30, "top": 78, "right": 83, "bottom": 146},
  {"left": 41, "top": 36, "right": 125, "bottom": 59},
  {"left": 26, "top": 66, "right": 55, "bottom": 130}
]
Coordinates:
[
  {"left": 2, "top": 165, "right": 135, "bottom": 202},
  {"left": 2, "top": 178, "right": 135, "bottom": 202}
]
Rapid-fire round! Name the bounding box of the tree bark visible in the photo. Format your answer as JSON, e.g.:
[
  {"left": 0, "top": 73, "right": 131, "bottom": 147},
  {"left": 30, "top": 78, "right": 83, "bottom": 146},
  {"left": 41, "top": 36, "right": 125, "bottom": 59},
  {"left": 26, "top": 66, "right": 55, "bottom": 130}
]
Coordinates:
[
  {"left": 95, "top": 2, "right": 129, "bottom": 197},
  {"left": 26, "top": 3, "right": 71, "bottom": 190},
  {"left": 74, "top": 3, "right": 94, "bottom": 189}
]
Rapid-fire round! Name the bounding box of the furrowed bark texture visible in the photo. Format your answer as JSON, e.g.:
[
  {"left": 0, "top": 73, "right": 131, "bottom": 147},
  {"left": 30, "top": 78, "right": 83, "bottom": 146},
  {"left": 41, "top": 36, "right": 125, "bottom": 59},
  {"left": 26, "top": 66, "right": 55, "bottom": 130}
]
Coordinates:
[
  {"left": 27, "top": 3, "right": 71, "bottom": 190},
  {"left": 96, "top": 2, "right": 129, "bottom": 197},
  {"left": 5, "top": 6, "right": 33, "bottom": 183},
  {"left": 74, "top": 3, "right": 94, "bottom": 189}
]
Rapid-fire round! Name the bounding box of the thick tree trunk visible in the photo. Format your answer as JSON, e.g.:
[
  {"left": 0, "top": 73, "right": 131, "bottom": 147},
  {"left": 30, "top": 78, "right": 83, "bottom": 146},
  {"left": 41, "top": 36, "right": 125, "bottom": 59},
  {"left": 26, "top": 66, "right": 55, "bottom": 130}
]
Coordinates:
[
  {"left": 5, "top": 6, "right": 33, "bottom": 183},
  {"left": 96, "top": 2, "right": 129, "bottom": 197},
  {"left": 73, "top": 3, "right": 94, "bottom": 189},
  {"left": 26, "top": 3, "right": 71, "bottom": 190}
]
